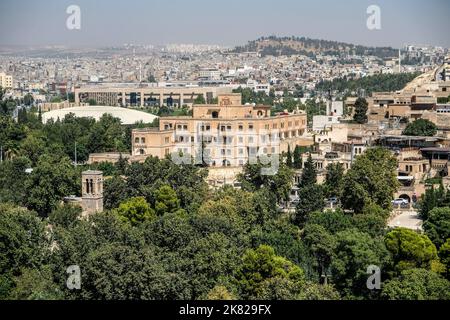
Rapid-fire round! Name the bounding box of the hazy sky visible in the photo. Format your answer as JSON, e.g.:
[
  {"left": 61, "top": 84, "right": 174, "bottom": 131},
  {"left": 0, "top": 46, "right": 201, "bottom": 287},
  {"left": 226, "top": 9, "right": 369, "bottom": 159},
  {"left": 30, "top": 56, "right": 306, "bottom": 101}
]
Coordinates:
[{"left": 0, "top": 0, "right": 449, "bottom": 48}]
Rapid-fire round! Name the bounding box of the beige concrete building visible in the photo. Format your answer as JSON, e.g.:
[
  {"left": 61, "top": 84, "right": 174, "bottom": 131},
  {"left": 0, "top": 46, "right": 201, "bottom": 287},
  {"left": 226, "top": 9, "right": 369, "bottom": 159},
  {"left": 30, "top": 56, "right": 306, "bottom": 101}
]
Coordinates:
[
  {"left": 131, "top": 93, "right": 308, "bottom": 168},
  {"left": 40, "top": 100, "right": 88, "bottom": 112},
  {"left": 0, "top": 72, "right": 13, "bottom": 89},
  {"left": 74, "top": 85, "right": 233, "bottom": 107}
]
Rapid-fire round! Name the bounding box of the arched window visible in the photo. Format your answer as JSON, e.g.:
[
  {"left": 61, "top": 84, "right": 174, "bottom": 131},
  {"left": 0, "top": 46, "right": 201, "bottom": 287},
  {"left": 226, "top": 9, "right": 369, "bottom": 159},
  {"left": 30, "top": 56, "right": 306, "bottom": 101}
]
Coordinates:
[
  {"left": 85, "top": 179, "right": 90, "bottom": 194},
  {"left": 135, "top": 137, "right": 140, "bottom": 143},
  {"left": 90, "top": 179, "right": 94, "bottom": 194}
]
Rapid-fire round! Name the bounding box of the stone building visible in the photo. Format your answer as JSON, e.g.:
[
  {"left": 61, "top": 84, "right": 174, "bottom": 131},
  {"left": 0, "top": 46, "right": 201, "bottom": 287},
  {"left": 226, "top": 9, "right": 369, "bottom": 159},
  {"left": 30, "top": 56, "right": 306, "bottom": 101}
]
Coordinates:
[
  {"left": 131, "top": 93, "right": 309, "bottom": 168},
  {"left": 81, "top": 170, "right": 103, "bottom": 215}
]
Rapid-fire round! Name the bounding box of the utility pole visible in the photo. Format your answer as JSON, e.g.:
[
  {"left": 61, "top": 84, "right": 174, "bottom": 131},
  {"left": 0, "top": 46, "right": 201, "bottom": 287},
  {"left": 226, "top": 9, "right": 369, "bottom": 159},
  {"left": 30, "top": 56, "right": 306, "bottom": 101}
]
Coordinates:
[{"left": 74, "top": 141, "right": 77, "bottom": 167}]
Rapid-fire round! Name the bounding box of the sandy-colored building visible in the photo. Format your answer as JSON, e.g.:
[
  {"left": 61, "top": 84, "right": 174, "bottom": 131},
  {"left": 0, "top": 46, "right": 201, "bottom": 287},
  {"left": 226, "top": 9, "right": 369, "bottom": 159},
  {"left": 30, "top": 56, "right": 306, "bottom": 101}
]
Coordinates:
[
  {"left": 0, "top": 72, "right": 13, "bottom": 89},
  {"left": 74, "top": 85, "right": 232, "bottom": 107},
  {"left": 131, "top": 93, "right": 309, "bottom": 168}
]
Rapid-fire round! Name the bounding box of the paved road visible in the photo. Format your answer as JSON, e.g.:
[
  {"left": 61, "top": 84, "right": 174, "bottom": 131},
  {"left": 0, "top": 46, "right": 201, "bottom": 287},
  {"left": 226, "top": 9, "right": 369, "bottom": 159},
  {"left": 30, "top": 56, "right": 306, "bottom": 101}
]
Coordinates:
[{"left": 388, "top": 210, "right": 423, "bottom": 231}]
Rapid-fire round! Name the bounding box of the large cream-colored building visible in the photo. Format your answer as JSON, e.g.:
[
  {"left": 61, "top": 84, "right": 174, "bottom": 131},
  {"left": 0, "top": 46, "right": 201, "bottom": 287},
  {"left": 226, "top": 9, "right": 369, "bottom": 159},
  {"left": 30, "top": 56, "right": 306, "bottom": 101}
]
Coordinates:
[
  {"left": 74, "top": 85, "right": 232, "bottom": 107},
  {"left": 0, "top": 72, "right": 13, "bottom": 89},
  {"left": 131, "top": 93, "right": 309, "bottom": 168}
]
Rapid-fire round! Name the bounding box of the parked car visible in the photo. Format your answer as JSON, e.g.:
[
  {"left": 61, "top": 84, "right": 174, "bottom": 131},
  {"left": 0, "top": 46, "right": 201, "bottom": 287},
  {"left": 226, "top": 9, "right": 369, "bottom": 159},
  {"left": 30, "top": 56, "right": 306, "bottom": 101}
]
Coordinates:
[{"left": 392, "top": 198, "right": 409, "bottom": 205}]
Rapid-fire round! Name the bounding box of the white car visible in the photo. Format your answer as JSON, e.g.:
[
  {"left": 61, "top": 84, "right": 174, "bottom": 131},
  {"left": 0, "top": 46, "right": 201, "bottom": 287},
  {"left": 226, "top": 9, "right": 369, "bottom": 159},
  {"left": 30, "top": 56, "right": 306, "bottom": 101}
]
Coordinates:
[{"left": 392, "top": 198, "right": 409, "bottom": 205}]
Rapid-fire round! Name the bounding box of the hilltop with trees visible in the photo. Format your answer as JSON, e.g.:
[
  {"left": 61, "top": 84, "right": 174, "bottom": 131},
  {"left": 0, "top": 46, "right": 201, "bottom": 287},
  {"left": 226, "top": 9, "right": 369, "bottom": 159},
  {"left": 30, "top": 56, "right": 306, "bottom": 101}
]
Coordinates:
[{"left": 232, "top": 36, "right": 399, "bottom": 59}]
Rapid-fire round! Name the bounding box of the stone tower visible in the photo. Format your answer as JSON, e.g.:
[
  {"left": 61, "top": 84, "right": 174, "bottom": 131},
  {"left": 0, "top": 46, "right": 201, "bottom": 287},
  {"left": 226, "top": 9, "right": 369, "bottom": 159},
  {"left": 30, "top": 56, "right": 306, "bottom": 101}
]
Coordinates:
[{"left": 81, "top": 170, "right": 103, "bottom": 215}]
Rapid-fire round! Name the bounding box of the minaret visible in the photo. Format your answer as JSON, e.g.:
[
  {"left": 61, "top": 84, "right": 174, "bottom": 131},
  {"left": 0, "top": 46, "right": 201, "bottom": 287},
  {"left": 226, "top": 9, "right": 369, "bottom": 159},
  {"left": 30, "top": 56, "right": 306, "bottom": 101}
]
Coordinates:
[{"left": 398, "top": 49, "right": 401, "bottom": 73}]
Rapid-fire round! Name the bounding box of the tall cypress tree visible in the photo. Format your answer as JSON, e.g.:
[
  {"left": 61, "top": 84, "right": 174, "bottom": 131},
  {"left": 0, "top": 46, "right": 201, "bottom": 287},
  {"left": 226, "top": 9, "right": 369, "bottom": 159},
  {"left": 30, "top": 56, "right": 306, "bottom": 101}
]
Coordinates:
[
  {"left": 299, "top": 154, "right": 317, "bottom": 188},
  {"left": 420, "top": 186, "right": 437, "bottom": 220},
  {"left": 286, "top": 145, "right": 293, "bottom": 168},
  {"left": 353, "top": 97, "right": 368, "bottom": 124},
  {"left": 293, "top": 145, "right": 302, "bottom": 169}
]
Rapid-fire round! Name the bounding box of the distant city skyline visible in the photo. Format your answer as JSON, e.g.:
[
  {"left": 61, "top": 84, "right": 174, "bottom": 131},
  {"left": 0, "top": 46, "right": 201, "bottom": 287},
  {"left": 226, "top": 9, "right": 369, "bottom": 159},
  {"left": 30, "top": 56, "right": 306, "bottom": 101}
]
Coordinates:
[{"left": 0, "top": 0, "right": 449, "bottom": 49}]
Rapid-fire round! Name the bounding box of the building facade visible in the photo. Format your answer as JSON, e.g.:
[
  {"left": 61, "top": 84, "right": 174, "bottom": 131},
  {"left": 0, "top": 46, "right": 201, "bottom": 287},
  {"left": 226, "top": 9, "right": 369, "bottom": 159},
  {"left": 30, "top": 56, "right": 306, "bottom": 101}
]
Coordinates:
[
  {"left": 74, "top": 85, "right": 232, "bottom": 107},
  {"left": 0, "top": 72, "right": 13, "bottom": 89},
  {"left": 131, "top": 93, "right": 308, "bottom": 168}
]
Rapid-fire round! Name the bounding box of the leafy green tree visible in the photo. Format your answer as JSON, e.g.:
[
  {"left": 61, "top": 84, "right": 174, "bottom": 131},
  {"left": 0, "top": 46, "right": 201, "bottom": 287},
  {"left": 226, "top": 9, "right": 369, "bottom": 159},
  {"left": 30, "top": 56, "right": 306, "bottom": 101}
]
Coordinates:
[
  {"left": 382, "top": 268, "right": 450, "bottom": 300},
  {"left": 0, "top": 156, "right": 31, "bottom": 205},
  {"left": 9, "top": 266, "right": 63, "bottom": 300},
  {"left": 403, "top": 119, "right": 437, "bottom": 137},
  {"left": 24, "top": 154, "right": 79, "bottom": 216},
  {"left": 236, "top": 245, "right": 304, "bottom": 299},
  {"left": 103, "top": 175, "right": 129, "bottom": 209},
  {"left": 81, "top": 244, "right": 191, "bottom": 299},
  {"left": 0, "top": 205, "right": 49, "bottom": 298},
  {"left": 439, "top": 239, "right": 450, "bottom": 279},
  {"left": 238, "top": 162, "right": 294, "bottom": 204},
  {"left": 185, "top": 232, "right": 239, "bottom": 299},
  {"left": 316, "top": 72, "right": 421, "bottom": 95},
  {"left": 353, "top": 97, "right": 368, "bottom": 124},
  {"left": 23, "top": 94, "right": 34, "bottom": 106},
  {"left": 296, "top": 282, "right": 340, "bottom": 300},
  {"left": 307, "top": 209, "right": 353, "bottom": 234},
  {"left": 194, "top": 94, "right": 206, "bottom": 104},
  {"left": 206, "top": 285, "right": 237, "bottom": 300},
  {"left": 116, "top": 197, "right": 156, "bottom": 226},
  {"left": 49, "top": 204, "right": 82, "bottom": 229},
  {"left": 385, "top": 228, "right": 439, "bottom": 272},
  {"left": 330, "top": 229, "right": 389, "bottom": 298},
  {"left": 423, "top": 207, "right": 450, "bottom": 248},
  {"left": 302, "top": 224, "right": 336, "bottom": 283},
  {"left": 341, "top": 147, "right": 399, "bottom": 213},
  {"left": 154, "top": 185, "right": 184, "bottom": 216}
]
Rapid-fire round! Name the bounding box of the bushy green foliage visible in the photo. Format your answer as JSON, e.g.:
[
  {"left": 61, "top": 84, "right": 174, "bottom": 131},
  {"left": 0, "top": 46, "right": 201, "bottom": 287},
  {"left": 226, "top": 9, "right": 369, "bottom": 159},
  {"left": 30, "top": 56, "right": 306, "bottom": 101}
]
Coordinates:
[
  {"left": 403, "top": 119, "right": 437, "bottom": 136},
  {"left": 316, "top": 72, "right": 421, "bottom": 95},
  {"left": 385, "top": 228, "right": 439, "bottom": 272},
  {"left": 341, "top": 147, "right": 399, "bottom": 213},
  {"left": 382, "top": 268, "right": 450, "bottom": 300},
  {"left": 423, "top": 207, "right": 450, "bottom": 248}
]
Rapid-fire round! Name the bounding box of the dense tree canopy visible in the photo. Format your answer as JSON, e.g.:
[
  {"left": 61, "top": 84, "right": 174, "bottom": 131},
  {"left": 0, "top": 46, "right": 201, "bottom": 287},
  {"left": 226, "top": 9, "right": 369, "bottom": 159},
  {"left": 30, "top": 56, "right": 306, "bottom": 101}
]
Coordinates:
[
  {"left": 341, "top": 147, "right": 399, "bottom": 213},
  {"left": 0, "top": 94, "right": 448, "bottom": 301},
  {"left": 402, "top": 119, "right": 438, "bottom": 137}
]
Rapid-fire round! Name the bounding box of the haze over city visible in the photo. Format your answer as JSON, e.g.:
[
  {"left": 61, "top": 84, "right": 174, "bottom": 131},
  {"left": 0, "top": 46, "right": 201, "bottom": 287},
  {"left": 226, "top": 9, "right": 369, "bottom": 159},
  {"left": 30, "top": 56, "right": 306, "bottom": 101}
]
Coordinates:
[{"left": 1, "top": 0, "right": 450, "bottom": 48}]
